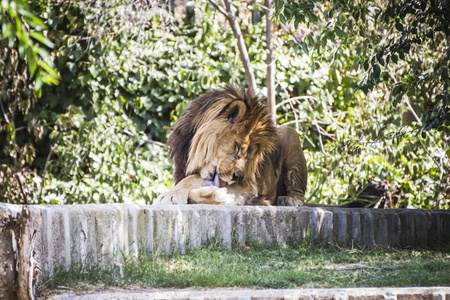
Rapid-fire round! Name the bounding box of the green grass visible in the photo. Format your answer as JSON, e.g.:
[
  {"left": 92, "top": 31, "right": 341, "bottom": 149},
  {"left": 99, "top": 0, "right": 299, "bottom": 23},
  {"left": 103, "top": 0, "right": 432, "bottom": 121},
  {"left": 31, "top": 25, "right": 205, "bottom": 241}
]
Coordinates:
[{"left": 41, "top": 242, "right": 450, "bottom": 293}]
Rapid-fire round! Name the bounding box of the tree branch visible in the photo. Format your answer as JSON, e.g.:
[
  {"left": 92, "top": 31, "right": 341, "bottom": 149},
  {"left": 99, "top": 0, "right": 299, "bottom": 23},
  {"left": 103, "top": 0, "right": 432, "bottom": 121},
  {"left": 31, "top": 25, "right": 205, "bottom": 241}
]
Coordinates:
[
  {"left": 123, "top": 129, "right": 168, "bottom": 148},
  {"left": 15, "top": 174, "right": 28, "bottom": 204},
  {"left": 39, "top": 145, "right": 54, "bottom": 202},
  {"left": 210, "top": 0, "right": 257, "bottom": 95},
  {"left": 209, "top": 0, "right": 229, "bottom": 17},
  {"left": 265, "top": 0, "right": 275, "bottom": 125},
  {"left": 275, "top": 95, "right": 316, "bottom": 109}
]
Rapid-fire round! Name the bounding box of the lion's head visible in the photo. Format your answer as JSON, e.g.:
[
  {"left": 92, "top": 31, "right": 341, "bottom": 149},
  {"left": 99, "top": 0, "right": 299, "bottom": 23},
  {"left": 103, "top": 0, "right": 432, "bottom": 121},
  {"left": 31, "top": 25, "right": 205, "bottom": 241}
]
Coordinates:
[{"left": 167, "top": 86, "right": 278, "bottom": 187}]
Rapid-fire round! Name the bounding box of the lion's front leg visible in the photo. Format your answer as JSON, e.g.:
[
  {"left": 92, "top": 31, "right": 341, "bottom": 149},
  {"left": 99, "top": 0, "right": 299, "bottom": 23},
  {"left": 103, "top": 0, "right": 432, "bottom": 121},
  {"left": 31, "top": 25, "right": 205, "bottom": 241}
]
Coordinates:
[
  {"left": 154, "top": 175, "right": 205, "bottom": 205},
  {"left": 274, "top": 196, "right": 305, "bottom": 207}
]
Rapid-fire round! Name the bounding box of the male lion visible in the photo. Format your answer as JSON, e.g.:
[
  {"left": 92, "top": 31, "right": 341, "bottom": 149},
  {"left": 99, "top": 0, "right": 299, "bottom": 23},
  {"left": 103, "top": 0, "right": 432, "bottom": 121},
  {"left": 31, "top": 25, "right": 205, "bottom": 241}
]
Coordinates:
[{"left": 154, "top": 86, "right": 308, "bottom": 206}]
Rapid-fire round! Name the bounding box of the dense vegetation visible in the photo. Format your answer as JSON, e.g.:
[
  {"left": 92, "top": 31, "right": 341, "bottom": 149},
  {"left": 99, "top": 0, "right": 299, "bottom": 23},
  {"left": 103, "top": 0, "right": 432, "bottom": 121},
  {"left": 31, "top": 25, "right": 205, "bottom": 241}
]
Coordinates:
[{"left": 1, "top": 0, "right": 449, "bottom": 208}]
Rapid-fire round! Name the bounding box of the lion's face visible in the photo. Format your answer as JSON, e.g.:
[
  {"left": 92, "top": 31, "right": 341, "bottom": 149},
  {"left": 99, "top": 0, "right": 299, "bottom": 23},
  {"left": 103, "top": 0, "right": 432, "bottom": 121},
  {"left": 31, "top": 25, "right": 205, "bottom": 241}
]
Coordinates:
[{"left": 199, "top": 130, "right": 261, "bottom": 186}]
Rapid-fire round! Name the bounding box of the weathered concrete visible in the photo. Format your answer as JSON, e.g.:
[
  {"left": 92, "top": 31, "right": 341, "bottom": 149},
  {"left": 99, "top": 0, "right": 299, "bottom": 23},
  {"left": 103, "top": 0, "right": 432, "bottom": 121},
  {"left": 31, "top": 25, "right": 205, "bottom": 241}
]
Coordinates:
[
  {"left": 48, "top": 287, "right": 450, "bottom": 300},
  {"left": 1, "top": 204, "right": 450, "bottom": 299},
  {"left": 0, "top": 204, "right": 21, "bottom": 300}
]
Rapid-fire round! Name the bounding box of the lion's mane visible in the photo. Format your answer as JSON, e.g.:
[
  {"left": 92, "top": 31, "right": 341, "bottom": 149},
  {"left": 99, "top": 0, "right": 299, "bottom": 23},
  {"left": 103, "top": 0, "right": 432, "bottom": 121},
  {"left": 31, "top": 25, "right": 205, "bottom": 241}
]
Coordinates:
[{"left": 167, "top": 86, "right": 278, "bottom": 185}]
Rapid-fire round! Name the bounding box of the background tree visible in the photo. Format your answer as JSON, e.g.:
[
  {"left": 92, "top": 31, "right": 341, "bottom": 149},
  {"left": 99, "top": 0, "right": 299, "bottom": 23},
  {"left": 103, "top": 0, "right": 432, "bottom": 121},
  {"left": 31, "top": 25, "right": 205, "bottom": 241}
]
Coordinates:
[
  {"left": 0, "top": 0, "right": 448, "bottom": 208},
  {"left": 1, "top": 0, "right": 59, "bottom": 203},
  {"left": 275, "top": 0, "right": 449, "bottom": 132},
  {"left": 275, "top": 0, "right": 449, "bottom": 207}
]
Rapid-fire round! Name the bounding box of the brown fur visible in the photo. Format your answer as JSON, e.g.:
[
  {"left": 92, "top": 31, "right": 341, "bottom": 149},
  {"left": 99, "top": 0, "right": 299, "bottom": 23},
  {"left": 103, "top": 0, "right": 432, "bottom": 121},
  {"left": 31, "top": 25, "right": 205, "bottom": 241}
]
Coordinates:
[{"left": 155, "top": 86, "right": 307, "bottom": 206}]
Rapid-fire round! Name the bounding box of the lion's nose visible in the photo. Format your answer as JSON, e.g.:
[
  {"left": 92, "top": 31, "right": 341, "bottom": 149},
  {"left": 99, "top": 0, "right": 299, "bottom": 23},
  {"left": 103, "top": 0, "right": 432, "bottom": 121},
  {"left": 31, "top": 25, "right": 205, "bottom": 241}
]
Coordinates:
[{"left": 232, "top": 173, "right": 244, "bottom": 181}]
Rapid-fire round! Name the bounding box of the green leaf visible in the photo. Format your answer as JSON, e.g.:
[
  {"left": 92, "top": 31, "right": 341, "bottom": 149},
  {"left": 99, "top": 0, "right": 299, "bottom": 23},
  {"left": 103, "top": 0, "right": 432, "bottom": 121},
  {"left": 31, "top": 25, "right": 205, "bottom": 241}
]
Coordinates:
[
  {"left": 363, "top": 59, "right": 369, "bottom": 71},
  {"left": 40, "top": 58, "right": 58, "bottom": 76},
  {"left": 27, "top": 46, "right": 38, "bottom": 76},
  {"left": 442, "top": 69, "right": 448, "bottom": 81},
  {"left": 6, "top": 121, "right": 16, "bottom": 144},
  {"left": 307, "top": 35, "right": 314, "bottom": 46},
  {"left": 321, "top": 36, "right": 327, "bottom": 48},
  {"left": 1, "top": 21, "right": 12, "bottom": 39},
  {"left": 392, "top": 54, "right": 398, "bottom": 64},
  {"left": 21, "top": 9, "right": 47, "bottom": 30},
  {"left": 302, "top": 41, "right": 309, "bottom": 55},
  {"left": 30, "top": 31, "right": 55, "bottom": 48},
  {"left": 386, "top": 6, "right": 395, "bottom": 18},
  {"left": 294, "top": 17, "right": 301, "bottom": 29}
]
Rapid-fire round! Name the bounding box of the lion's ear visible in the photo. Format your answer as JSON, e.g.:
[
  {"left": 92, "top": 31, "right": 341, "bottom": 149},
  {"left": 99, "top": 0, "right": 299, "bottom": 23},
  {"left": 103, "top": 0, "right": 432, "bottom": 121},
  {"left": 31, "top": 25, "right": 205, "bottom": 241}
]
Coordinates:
[{"left": 223, "top": 101, "right": 247, "bottom": 124}]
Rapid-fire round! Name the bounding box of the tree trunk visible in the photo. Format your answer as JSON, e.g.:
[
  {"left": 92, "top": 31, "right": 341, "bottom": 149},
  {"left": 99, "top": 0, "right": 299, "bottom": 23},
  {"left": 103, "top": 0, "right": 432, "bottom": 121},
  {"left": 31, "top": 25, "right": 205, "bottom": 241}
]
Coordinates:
[
  {"left": 265, "top": 0, "right": 276, "bottom": 125},
  {"left": 209, "top": 0, "right": 258, "bottom": 95},
  {"left": 17, "top": 207, "right": 37, "bottom": 300}
]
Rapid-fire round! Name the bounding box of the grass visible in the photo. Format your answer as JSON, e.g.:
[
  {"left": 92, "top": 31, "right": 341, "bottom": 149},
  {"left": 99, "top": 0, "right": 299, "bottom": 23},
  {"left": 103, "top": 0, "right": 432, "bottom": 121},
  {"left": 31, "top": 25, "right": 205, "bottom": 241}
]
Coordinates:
[{"left": 41, "top": 241, "right": 450, "bottom": 293}]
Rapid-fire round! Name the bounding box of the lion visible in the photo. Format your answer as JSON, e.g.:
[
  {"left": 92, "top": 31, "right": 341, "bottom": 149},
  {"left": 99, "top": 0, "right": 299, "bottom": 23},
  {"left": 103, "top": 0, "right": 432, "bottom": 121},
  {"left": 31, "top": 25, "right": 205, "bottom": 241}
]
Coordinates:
[
  {"left": 154, "top": 86, "right": 362, "bottom": 207},
  {"left": 154, "top": 85, "right": 310, "bottom": 206}
]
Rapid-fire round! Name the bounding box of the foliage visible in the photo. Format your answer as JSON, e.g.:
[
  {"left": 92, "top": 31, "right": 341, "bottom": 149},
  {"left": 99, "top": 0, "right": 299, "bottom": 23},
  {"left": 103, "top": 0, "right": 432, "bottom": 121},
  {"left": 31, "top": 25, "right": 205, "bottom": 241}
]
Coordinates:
[
  {"left": 275, "top": 0, "right": 450, "bottom": 132},
  {"left": 0, "top": 0, "right": 59, "bottom": 92},
  {"left": 2, "top": 0, "right": 275, "bottom": 204},
  {"left": 275, "top": 0, "right": 450, "bottom": 128},
  {"left": 274, "top": 0, "right": 449, "bottom": 207},
  {"left": 0, "top": 0, "right": 448, "bottom": 207},
  {"left": 0, "top": 0, "right": 59, "bottom": 203},
  {"left": 363, "top": 0, "right": 450, "bottom": 131}
]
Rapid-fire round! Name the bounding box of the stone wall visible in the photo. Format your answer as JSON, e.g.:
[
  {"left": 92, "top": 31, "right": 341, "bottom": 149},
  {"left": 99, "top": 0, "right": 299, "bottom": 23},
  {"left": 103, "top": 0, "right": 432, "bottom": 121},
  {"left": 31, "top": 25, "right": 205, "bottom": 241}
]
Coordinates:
[
  {"left": 0, "top": 204, "right": 449, "bottom": 299},
  {"left": 51, "top": 287, "right": 450, "bottom": 300}
]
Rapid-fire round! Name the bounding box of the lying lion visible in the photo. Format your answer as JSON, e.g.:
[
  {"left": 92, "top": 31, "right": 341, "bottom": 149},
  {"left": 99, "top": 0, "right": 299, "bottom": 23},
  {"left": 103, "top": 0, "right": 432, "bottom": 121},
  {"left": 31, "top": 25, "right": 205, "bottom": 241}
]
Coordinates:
[{"left": 155, "top": 86, "right": 356, "bottom": 207}]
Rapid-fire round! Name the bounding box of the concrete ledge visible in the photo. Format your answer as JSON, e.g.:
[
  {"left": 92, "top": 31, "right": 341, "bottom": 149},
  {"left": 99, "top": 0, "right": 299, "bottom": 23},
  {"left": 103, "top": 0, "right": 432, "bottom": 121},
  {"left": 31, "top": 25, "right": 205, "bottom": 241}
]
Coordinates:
[
  {"left": 1, "top": 204, "right": 450, "bottom": 299},
  {"left": 49, "top": 286, "right": 450, "bottom": 300}
]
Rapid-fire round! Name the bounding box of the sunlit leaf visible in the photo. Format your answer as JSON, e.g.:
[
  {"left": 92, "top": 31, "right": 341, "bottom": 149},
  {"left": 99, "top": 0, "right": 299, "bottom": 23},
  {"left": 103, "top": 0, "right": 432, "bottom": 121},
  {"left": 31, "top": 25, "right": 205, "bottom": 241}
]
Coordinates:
[
  {"left": 26, "top": 46, "right": 38, "bottom": 76},
  {"left": 30, "top": 31, "right": 54, "bottom": 48}
]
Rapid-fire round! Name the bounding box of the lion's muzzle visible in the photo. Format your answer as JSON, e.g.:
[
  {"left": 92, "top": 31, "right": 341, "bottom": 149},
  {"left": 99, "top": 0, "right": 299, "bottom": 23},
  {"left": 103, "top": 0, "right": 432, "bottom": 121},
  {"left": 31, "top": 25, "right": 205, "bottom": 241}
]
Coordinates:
[{"left": 231, "top": 172, "right": 244, "bottom": 182}]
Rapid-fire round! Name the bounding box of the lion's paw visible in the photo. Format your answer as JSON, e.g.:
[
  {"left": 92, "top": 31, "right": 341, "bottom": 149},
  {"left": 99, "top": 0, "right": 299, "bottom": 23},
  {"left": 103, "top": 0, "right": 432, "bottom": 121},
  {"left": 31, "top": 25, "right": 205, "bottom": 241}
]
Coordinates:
[
  {"left": 189, "top": 186, "right": 236, "bottom": 205},
  {"left": 275, "top": 196, "right": 304, "bottom": 207},
  {"left": 212, "top": 187, "right": 236, "bottom": 204},
  {"left": 153, "top": 192, "right": 188, "bottom": 205}
]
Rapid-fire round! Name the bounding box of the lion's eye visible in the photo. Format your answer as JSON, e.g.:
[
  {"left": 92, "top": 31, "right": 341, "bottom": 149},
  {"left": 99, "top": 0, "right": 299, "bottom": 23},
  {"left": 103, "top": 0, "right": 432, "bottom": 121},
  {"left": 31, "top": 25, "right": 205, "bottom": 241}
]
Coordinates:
[{"left": 235, "top": 143, "right": 241, "bottom": 155}]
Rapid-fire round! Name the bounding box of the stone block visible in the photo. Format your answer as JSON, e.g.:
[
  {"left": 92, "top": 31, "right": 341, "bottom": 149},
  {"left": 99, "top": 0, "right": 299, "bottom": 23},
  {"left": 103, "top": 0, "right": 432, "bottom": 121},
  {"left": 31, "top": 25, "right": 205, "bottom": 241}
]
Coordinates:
[
  {"left": 385, "top": 211, "right": 400, "bottom": 247},
  {"left": 399, "top": 209, "right": 415, "bottom": 247},
  {"left": 414, "top": 210, "right": 429, "bottom": 248},
  {"left": 348, "top": 296, "right": 384, "bottom": 300},
  {"left": 137, "top": 206, "right": 154, "bottom": 255},
  {"left": 297, "top": 209, "right": 312, "bottom": 241},
  {"left": 428, "top": 211, "right": 441, "bottom": 249},
  {"left": 361, "top": 210, "right": 375, "bottom": 248},
  {"left": 373, "top": 211, "right": 388, "bottom": 247},
  {"left": 397, "top": 294, "right": 433, "bottom": 300},
  {"left": 440, "top": 212, "right": 450, "bottom": 248},
  {"left": 348, "top": 211, "right": 361, "bottom": 245},
  {"left": 333, "top": 210, "right": 348, "bottom": 244}
]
